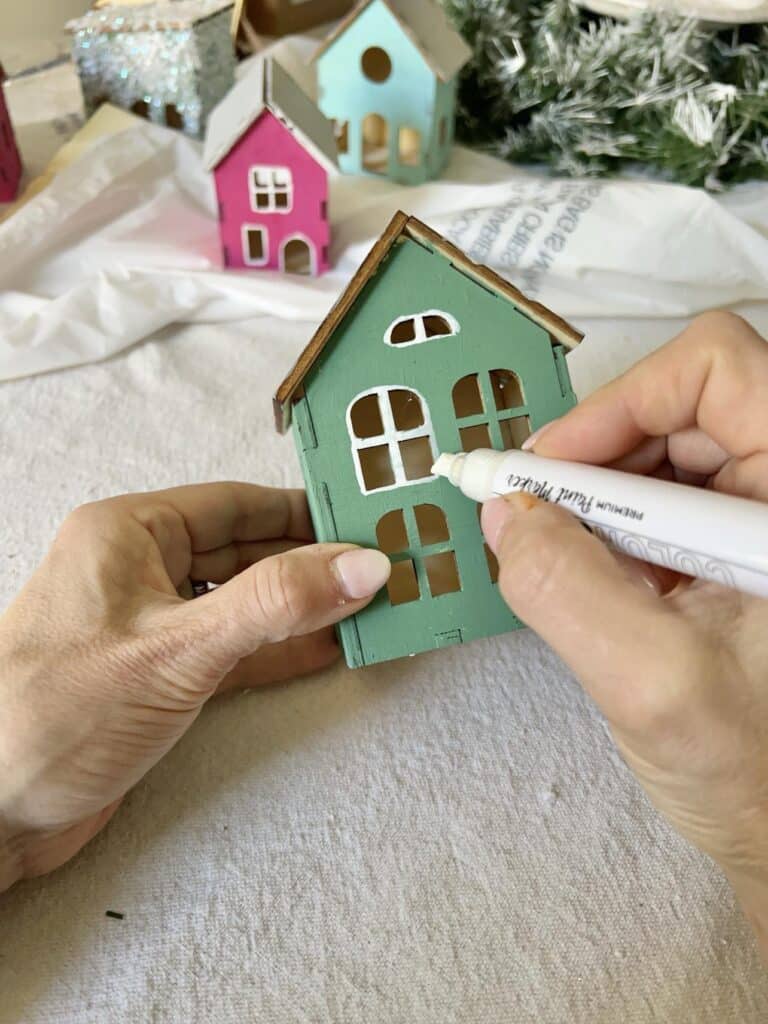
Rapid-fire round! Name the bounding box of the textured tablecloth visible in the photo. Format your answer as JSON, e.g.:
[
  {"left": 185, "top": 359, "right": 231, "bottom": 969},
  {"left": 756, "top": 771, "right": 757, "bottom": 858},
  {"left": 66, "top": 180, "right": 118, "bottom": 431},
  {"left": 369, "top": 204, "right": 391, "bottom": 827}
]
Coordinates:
[{"left": 1, "top": 308, "right": 768, "bottom": 1022}]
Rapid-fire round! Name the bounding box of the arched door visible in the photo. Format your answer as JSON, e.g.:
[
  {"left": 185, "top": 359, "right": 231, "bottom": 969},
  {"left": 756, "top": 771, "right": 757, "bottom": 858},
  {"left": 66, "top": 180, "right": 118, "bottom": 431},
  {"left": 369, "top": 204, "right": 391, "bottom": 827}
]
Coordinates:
[{"left": 281, "top": 237, "right": 314, "bottom": 276}]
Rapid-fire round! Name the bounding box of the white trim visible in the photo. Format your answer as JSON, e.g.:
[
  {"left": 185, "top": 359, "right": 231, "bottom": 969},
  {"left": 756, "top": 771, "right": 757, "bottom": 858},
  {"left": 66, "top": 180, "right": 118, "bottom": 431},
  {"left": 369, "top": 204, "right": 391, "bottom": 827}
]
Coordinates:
[
  {"left": 346, "top": 386, "right": 438, "bottom": 495},
  {"left": 249, "top": 164, "right": 294, "bottom": 214},
  {"left": 384, "top": 310, "right": 460, "bottom": 348},
  {"left": 279, "top": 233, "right": 318, "bottom": 277},
  {"left": 241, "top": 223, "right": 269, "bottom": 267}
]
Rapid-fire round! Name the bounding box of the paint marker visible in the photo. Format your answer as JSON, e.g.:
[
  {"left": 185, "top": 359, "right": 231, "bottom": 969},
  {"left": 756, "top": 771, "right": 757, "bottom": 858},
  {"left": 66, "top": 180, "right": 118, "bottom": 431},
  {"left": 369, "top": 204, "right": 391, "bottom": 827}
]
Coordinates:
[{"left": 432, "top": 448, "right": 768, "bottom": 598}]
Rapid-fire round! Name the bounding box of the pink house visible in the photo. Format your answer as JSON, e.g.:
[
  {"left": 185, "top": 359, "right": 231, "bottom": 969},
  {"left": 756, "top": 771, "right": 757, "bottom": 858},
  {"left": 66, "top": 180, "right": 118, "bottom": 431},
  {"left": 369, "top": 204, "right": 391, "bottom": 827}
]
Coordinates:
[
  {"left": 0, "top": 64, "right": 22, "bottom": 203},
  {"left": 204, "top": 58, "right": 337, "bottom": 276}
]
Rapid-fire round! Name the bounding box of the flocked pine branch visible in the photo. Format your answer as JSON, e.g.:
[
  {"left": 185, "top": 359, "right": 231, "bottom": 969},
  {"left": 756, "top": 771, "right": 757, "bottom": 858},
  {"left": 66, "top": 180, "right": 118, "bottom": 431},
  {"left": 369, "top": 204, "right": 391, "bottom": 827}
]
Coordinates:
[{"left": 441, "top": 0, "right": 768, "bottom": 188}]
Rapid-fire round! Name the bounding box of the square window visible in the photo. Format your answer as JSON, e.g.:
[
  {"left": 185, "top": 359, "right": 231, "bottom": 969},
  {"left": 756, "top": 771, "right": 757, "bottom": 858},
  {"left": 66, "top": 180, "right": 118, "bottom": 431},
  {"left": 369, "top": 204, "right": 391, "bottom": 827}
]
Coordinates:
[
  {"left": 453, "top": 374, "right": 484, "bottom": 418},
  {"left": 400, "top": 436, "right": 433, "bottom": 480},
  {"left": 491, "top": 369, "right": 525, "bottom": 410},
  {"left": 274, "top": 191, "right": 289, "bottom": 209},
  {"left": 376, "top": 509, "right": 409, "bottom": 555},
  {"left": 256, "top": 192, "right": 270, "bottom": 209},
  {"left": 359, "top": 444, "right": 395, "bottom": 491},
  {"left": 459, "top": 423, "right": 491, "bottom": 452},
  {"left": 500, "top": 415, "right": 531, "bottom": 450},
  {"left": 389, "top": 319, "right": 416, "bottom": 345},
  {"left": 350, "top": 394, "right": 383, "bottom": 438},
  {"left": 387, "top": 559, "right": 420, "bottom": 606},
  {"left": 415, "top": 504, "right": 449, "bottom": 546},
  {"left": 424, "top": 551, "right": 461, "bottom": 597},
  {"left": 389, "top": 389, "right": 424, "bottom": 431}
]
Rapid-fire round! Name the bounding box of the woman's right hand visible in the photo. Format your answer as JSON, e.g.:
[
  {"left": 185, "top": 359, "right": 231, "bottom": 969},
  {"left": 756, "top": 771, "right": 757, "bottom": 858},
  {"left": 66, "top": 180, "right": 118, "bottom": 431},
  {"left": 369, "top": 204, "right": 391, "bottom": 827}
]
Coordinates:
[{"left": 481, "top": 312, "right": 768, "bottom": 956}]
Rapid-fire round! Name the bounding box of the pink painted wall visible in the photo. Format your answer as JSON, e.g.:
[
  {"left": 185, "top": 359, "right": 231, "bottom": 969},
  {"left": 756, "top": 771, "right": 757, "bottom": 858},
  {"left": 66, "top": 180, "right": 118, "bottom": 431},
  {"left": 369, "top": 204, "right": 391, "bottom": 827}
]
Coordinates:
[
  {"left": 213, "top": 109, "right": 330, "bottom": 275},
  {"left": 0, "top": 70, "right": 22, "bottom": 203}
]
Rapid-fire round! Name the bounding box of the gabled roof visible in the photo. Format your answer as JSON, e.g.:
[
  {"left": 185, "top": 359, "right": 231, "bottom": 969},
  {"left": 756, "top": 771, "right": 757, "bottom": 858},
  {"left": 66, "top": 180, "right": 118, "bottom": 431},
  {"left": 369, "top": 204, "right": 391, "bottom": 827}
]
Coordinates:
[
  {"left": 274, "top": 211, "right": 583, "bottom": 433},
  {"left": 68, "top": 0, "right": 233, "bottom": 34},
  {"left": 203, "top": 57, "right": 338, "bottom": 172},
  {"left": 313, "top": 0, "right": 472, "bottom": 83}
]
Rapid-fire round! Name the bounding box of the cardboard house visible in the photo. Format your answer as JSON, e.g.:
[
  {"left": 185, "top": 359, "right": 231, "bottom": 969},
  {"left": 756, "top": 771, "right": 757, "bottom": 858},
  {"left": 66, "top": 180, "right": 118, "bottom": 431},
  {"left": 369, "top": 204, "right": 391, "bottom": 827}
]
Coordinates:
[
  {"left": 68, "top": 0, "right": 236, "bottom": 139},
  {"left": 204, "top": 58, "right": 337, "bottom": 275},
  {"left": 233, "top": 0, "right": 354, "bottom": 46},
  {"left": 313, "top": 0, "right": 472, "bottom": 185},
  {"left": 274, "top": 211, "right": 583, "bottom": 668},
  {"left": 0, "top": 65, "right": 21, "bottom": 203}
]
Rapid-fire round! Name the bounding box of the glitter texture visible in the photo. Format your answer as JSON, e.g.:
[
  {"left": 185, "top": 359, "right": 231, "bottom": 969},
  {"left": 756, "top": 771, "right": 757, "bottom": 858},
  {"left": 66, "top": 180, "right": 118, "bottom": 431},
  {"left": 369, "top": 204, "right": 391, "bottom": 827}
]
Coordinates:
[{"left": 69, "top": 1, "right": 236, "bottom": 139}]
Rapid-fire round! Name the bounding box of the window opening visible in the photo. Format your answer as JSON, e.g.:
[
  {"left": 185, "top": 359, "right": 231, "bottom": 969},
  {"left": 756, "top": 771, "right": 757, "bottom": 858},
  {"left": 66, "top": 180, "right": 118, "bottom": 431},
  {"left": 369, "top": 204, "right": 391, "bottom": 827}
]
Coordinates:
[
  {"left": 362, "top": 113, "right": 388, "bottom": 174},
  {"left": 398, "top": 125, "right": 421, "bottom": 167},
  {"left": 242, "top": 225, "right": 267, "bottom": 265},
  {"left": 333, "top": 119, "right": 349, "bottom": 155},
  {"left": 131, "top": 99, "right": 150, "bottom": 119},
  {"left": 361, "top": 46, "right": 392, "bottom": 83},
  {"left": 249, "top": 166, "right": 293, "bottom": 213},
  {"left": 165, "top": 103, "right": 184, "bottom": 129},
  {"left": 385, "top": 310, "right": 459, "bottom": 347},
  {"left": 282, "top": 237, "right": 313, "bottom": 276},
  {"left": 453, "top": 369, "right": 530, "bottom": 453},
  {"left": 375, "top": 503, "right": 461, "bottom": 608},
  {"left": 347, "top": 388, "right": 436, "bottom": 494}
]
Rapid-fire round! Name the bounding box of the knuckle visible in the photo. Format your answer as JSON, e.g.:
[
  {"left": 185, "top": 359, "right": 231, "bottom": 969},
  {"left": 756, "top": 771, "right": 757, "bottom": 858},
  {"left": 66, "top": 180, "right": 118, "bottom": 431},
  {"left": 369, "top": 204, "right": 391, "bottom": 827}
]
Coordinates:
[
  {"left": 56, "top": 500, "right": 111, "bottom": 541},
  {"left": 689, "top": 310, "right": 757, "bottom": 353},
  {"left": 619, "top": 633, "right": 709, "bottom": 735},
  {"left": 250, "top": 554, "right": 309, "bottom": 640}
]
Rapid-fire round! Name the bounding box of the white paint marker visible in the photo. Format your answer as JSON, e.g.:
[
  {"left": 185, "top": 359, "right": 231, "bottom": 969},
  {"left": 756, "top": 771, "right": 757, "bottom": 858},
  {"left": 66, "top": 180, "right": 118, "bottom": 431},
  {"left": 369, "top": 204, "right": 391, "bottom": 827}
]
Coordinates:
[{"left": 432, "top": 448, "right": 768, "bottom": 598}]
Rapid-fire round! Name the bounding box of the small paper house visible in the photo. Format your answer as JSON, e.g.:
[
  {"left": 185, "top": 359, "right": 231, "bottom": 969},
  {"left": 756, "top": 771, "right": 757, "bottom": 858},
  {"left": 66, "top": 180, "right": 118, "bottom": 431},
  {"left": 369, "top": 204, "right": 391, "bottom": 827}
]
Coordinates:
[
  {"left": 0, "top": 65, "right": 22, "bottom": 203},
  {"left": 274, "top": 212, "right": 582, "bottom": 667},
  {"left": 313, "top": 0, "right": 472, "bottom": 185},
  {"left": 204, "top": 58, "right": 337, "bottom": 275},
  {"left": 233, "top": 0, "right": 354, "bottom": 43},
  {"left": 68, "top": 0, "right": 236, "bottom": 139}
]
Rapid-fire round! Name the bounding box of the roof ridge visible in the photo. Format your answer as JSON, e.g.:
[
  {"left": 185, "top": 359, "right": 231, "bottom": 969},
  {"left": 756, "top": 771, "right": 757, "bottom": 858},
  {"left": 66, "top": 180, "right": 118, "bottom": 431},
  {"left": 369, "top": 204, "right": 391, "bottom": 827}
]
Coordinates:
[{"left": 273, "top": 212, "right": 583, "bottom": 433}]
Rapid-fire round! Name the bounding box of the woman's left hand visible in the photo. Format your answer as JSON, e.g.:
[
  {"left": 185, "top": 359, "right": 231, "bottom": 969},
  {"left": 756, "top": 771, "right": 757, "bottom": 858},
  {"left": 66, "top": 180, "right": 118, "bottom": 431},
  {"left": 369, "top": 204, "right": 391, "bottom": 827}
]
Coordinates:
[{"left": 0, "top": 482, "right": 391, "bottom": 891}]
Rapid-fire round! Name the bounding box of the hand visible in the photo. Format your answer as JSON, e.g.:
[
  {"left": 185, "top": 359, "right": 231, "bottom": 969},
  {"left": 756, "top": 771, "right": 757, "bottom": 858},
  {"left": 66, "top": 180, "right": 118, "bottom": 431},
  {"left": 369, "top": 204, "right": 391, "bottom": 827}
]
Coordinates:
[
  {"left": 0, "top": 483, "right": 390, "bottom": 891},
  {"left": 481, "top": 312, "right": 768, "bottom": 955}
]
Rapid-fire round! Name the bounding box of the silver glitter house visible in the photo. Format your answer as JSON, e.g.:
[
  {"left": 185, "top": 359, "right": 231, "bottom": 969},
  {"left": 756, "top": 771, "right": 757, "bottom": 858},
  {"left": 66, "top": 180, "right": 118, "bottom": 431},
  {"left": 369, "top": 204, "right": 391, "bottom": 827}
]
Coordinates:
[{"left": 68, "top": 1, "right": 236, "bottom": 139}]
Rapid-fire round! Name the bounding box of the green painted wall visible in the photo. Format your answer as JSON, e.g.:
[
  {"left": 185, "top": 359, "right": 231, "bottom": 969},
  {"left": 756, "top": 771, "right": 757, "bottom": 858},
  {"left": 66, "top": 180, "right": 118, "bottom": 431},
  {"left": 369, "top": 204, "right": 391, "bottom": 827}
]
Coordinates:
[{"left": 293, "top": 236, "right": 576, "bottom": 667}]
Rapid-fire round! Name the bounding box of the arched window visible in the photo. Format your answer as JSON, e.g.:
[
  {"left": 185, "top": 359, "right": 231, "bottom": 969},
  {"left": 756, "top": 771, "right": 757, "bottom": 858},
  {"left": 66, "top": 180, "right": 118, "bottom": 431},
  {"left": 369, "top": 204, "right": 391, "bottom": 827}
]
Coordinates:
[
  {"left": 347, "top": 387, "right": 436, "bottom": 494},
  {"left": 452, "top": 369, "right": 530, "bottom": 452},
  {"left": 385, "top": 310, "right": 459, "bottom": 348},
  {"left": 375, "top": 504, "right": 461, "bottom": 606}
]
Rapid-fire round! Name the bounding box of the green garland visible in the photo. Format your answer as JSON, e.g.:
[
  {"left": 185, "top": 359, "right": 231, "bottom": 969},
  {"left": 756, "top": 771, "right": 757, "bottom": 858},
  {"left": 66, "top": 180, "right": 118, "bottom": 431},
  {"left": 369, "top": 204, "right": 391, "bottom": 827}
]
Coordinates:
[{"left": 442, "top": 0, "right": 768, "bottom": 187}]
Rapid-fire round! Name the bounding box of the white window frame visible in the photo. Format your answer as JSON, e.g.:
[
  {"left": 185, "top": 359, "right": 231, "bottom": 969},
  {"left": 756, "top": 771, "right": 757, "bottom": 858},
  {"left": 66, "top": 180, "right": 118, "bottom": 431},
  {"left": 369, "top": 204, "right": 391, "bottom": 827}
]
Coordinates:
[
  {"left": 248, "top": 165, "right": 294, "bottom": 214},
  {"left": 384, "top": 310, "right": 460, "bottom": 348},
  {"left": 241, "top": 224, "right": 269, "bottom": 267},
  {"left": 347, "top": 386, "right": 437, "bottom": 495}
]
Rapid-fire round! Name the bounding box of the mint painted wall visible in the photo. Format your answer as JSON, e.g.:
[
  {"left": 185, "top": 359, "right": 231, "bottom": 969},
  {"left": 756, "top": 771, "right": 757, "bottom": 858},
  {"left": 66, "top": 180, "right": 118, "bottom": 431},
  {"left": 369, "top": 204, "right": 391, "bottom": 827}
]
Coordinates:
[
  {"left": 316, "top": 0, "right": 453, "bottom": 184},
  {"left": 293, "top": 237, "right": 576, "bottom": 667}
]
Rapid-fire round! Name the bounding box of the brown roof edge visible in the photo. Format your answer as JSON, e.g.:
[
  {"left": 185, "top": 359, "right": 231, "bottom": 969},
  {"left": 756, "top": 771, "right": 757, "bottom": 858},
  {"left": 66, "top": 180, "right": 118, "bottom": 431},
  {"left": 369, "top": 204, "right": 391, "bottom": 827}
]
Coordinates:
[
  {"left": 406, "top": 219, "right": 584, "bottom": 349},
  {"left": 273, "top": 211, "right": 583, "bottom": 433},
  {"left": 273, "top": 209, "right": 410, "bottom": 433}
]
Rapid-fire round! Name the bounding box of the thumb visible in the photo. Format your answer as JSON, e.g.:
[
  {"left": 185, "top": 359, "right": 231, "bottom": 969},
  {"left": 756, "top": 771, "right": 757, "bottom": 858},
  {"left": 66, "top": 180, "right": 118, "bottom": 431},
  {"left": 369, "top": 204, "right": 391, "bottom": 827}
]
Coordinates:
[
  {"left": 162, "top": 543, "right": 391, "bottom": 675},
  {"left": 481, "top": 494, "right": 689, "bottom": 727}
]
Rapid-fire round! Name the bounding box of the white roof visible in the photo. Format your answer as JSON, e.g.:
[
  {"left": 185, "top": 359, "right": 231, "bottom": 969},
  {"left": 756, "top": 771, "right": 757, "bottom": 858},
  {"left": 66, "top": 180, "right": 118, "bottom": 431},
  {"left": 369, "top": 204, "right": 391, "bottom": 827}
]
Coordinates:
[
  {"left": 314, "top": 0, "right": 472, "bottom": 83},
  {"left": 203, "top": 58, "right": 338, "bottom": 173},
  {"left": 68, "top": 0, "right": 233, "bottom": 34}
]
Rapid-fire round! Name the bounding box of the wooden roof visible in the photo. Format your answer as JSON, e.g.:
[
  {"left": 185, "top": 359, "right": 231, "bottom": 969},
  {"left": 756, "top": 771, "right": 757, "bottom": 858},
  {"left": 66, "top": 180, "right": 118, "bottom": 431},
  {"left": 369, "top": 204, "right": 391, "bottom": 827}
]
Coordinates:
[{"left": 274, "top": 212, "right": 583, "bottom": 433}]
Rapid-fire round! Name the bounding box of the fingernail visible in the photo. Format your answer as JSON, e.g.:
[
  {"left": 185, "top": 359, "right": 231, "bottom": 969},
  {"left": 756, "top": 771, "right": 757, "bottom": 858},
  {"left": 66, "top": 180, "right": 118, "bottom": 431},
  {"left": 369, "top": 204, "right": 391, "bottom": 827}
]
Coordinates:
[
  {"left": 522, "top": 419, "right": 558, "bottom": 451},
  {"left": 333, "top": 548, "right": 392, "bottom": 600},
  {"left": 481, "top": 494, "right": 540, "bottom": 552}
]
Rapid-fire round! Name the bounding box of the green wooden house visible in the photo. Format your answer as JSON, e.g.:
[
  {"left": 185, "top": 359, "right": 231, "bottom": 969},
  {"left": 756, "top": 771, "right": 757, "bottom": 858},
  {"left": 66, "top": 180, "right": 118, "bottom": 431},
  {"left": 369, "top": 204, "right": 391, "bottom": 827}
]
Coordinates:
[{"left": 274, "top": 212, "right": 582, "bottom": 667}]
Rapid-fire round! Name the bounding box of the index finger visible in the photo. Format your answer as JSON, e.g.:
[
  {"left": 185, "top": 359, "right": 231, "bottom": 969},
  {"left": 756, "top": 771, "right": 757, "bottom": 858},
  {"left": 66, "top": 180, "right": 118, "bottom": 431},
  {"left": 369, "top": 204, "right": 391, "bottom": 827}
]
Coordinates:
[
  {"left": 534, "top": 312, "right": 768, "bottom": 465},
  {"left": 128, "top": 482, "right": 314, "bottom": 553}
]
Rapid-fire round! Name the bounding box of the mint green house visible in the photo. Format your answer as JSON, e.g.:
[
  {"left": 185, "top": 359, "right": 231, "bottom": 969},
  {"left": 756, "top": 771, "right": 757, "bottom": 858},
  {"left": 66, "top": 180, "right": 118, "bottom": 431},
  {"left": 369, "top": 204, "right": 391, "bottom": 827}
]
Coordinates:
[
  {"left": 275, "top": 212, "right": 582, "bottom": 668},
  {"left": 312, "top": 0, "right": 472, "bottom": 185}
]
